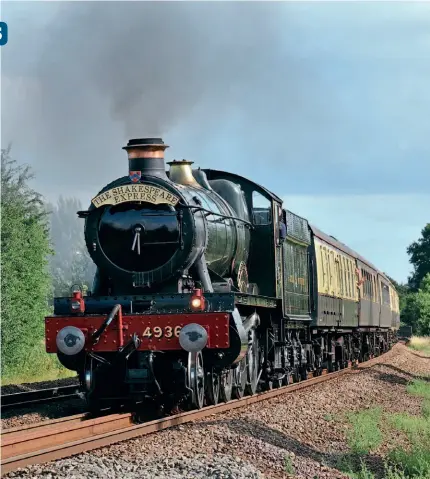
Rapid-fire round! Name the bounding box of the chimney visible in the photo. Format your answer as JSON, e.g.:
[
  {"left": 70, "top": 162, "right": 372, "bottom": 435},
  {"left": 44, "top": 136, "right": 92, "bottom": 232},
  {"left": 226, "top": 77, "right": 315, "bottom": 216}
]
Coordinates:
[{"left": 122, "top": 138, "right": 169, "bottom": 180}]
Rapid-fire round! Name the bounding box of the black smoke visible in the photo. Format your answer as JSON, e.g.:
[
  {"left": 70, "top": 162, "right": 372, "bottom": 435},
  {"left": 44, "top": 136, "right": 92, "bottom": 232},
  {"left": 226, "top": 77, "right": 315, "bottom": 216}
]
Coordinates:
[
  {"left": 3, "top": 1, "right": 317, "bottom": 199},
  {"left": 5, "top": 2, "right": 427, "bottom": 200}
]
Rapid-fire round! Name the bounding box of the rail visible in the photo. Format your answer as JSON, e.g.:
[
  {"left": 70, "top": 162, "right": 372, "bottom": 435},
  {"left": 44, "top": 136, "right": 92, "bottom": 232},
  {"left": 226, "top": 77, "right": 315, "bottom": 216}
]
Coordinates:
[
  {"left": 1, "top": 385, "right": 80, "bottom": 412},
  {"left": 0, "top": 345, "right": 401, "bottom": 475}
]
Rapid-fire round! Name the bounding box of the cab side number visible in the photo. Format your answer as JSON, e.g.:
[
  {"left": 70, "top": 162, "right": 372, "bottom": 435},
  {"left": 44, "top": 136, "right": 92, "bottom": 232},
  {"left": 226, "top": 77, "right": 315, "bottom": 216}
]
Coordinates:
[{"left": 142, "top": 325, "right": 182, "bottom": 339}]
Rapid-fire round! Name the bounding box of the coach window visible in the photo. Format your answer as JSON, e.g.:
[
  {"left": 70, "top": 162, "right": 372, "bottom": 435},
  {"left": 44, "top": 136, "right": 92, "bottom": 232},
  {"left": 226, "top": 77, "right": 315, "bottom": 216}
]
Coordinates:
[
  {"left": 362, "top": 271, "right": 366, "bottom": 298},
  {"left": 323, "top": 248, "right": 328, "bottom": 293},
  {"left": 252, "top": 191, "right": 272, "bottom": 226},
  {"left": 346, "top": 259, "right": 351, "bottom": 298},
  {"left": 330, "top": 251, "right": 335, "bottom": 295},
  {"left": 366, "top": 272, "right": 370, "bottom": 299},
  {"left": 330, "top": 251, "right": 335, "bottom": 294},
  {"left": 344, "top": 259, "right": 349, "bottom": 298},
  {"left": 319, "top": 247, "right": 326, "bottom": 291},
  {"left": 337, "top": 256, "right": 344, "bottom": 296},
  {"left": 365, "top": 271, "right": 368, "bottom": 297},
  {"left": 324, "top": 248, "right": 329, "bottom": 293},
  {"left": 339, "top": 256, "right": 345, "bottom": 297},
  {"left": 345, "top": 260, "right": 351, "bottom": 298},
  {"left": 324, "top": 249, "right": 329, "bottom": 293},
  {"left": 352, "top": 262, "right": 357, "bottom": 299},
  {"left": 343, "top": 257, "right": 349, "bottom": 298},
  {"left": 375, "top": 277, "right": 380, "bottom": 303}
]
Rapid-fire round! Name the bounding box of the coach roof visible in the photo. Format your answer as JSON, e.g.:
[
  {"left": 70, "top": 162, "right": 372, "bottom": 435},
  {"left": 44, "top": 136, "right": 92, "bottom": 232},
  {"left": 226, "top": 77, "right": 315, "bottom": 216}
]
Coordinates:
[{"left": 309, "top": 224, "right": 392, "bottom": 285}]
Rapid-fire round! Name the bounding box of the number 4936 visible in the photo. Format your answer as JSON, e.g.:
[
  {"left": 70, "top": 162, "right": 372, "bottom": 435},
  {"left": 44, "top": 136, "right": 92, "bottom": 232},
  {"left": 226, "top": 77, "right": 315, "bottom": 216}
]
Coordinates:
[
  {"left": 0, "top": 22, "right": 8, "bottom": 46},
  {"left": 141, "top": 325, "right": 182, "bottom": 339}
]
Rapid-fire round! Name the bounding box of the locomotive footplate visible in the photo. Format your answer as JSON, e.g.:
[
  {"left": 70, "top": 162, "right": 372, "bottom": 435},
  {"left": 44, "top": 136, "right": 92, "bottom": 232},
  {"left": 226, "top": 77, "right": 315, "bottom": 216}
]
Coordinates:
[{"left": 45, "top": 313, "right": 230, "bottom": 353}]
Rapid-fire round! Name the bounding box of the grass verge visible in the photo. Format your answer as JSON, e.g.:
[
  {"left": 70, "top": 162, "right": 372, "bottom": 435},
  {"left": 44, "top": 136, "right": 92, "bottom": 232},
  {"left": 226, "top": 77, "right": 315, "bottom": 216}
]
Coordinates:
[
  {"left": 1, "top": 341, "right": 75, "bottom": 386},
  {"left": 337, "top": 379, "right": 430, "bottom": 479},
  {"left": 408, "top": 336, "right": 430, "bottom": 357}
]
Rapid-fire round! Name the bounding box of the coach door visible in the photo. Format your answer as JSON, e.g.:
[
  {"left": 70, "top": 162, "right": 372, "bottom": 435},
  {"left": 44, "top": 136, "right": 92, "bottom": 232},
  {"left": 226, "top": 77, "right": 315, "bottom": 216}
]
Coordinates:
[{"left": 379, "top": 278, "right": 391, "bottom": 328}]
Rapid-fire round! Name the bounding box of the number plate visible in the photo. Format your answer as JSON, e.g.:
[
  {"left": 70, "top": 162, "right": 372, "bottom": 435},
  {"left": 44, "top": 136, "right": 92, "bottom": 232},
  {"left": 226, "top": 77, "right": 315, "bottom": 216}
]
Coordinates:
[{"left": 141, "top": 325, "right": 182, "bottom": 339}]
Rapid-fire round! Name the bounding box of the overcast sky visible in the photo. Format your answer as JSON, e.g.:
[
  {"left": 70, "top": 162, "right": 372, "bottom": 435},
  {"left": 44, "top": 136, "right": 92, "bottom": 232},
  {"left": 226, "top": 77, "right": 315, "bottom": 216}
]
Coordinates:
[{"left": 2, "top": 1, "right": 429, "bottom": 283}]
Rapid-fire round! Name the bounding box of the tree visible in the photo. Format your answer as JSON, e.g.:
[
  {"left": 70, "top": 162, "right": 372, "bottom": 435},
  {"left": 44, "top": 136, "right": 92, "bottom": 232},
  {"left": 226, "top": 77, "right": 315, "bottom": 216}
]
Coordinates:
[
  {"left": 401, "top": 273, "right": 430, "bottom": 335},
  {"left": 407, "top": 224, "right": 430, "bottom": 291},
  {"left": 1, "top": 147, "right": 53, "bottom": 380},
  {"left": 48, "top": 196, "right": 95, "bottom": 297}
]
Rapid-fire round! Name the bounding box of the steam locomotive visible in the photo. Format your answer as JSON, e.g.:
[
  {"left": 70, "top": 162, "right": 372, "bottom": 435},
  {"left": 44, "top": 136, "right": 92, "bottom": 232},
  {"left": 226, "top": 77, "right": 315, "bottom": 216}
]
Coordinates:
[{"left": 45, "top": 138, "right": 400, "bottom": 412}]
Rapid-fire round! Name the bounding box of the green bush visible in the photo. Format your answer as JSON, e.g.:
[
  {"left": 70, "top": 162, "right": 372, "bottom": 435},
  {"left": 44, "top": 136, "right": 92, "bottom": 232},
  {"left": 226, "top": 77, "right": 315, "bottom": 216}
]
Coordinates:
[{"left": 1, "top": 147, "right": 72, "bottom": 383}]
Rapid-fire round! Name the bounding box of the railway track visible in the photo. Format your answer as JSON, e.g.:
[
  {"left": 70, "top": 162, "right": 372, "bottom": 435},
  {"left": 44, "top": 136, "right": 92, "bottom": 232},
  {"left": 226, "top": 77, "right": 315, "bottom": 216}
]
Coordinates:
[
  {"left": 0, "top": 347, "right": 397, "bottom": 476},
  {"left": 1, "top": 385, "right": 80, "bottom": 412}
]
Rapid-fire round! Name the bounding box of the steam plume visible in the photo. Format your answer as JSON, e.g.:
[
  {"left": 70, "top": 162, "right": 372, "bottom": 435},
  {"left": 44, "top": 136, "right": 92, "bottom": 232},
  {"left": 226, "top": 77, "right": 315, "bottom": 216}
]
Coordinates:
[{"left": 3, "top": 1, "right": 308, "bottom": 199}]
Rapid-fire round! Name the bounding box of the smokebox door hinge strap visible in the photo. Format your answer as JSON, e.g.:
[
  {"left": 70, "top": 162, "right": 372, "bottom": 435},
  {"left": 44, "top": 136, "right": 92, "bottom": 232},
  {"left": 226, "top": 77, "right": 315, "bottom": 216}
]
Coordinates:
[{"left": 131, "top": 225, "right": 143, "bottom": 255}]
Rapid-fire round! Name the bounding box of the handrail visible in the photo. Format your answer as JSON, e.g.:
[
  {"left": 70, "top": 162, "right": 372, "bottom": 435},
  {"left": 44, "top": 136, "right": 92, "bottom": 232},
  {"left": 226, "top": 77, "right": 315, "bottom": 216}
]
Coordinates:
[{"left": 91, "top": 304, "right": 122, "bottom": 345}]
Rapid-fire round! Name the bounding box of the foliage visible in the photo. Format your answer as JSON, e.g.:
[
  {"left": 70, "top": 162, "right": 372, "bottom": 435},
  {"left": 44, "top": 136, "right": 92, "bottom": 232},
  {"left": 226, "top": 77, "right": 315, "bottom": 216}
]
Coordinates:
[
  {"left": 47, "top": 196, "right": 95, "bottom": 297},
  {"left": 1, "top": 147, "right": 63, "bottom": 381},
  {"left": 345, "top": 408, "right": 383, "bottom": 455},
  {"left": 408, "top": 336, "right": 430, "bottom": 356},
  {"left": 406, "top": 379, "right": 430, "bottom": 400},
  {"left": 389, "top": 447, "right": 430, "bottom": 478},
  {"left": 388, "top": 392, "right": 430, "bottom": 478},
  {"left": 395, "top": 223, "right": 430, "bottom": 335},
  {"left": 283, "top": 455, "right": 295, "bottom": 475},
  {"left": 407, "top": 224, "right": 430, "bottom": 291},
  {"left": 401, "top": 275, "right": 430, "bottom": 336},
  {"left": 423, "top": 399, "right": 430, "bottom": 419},
  {"left": 338, "top": 379, "right": 430, "bottom": 479}
]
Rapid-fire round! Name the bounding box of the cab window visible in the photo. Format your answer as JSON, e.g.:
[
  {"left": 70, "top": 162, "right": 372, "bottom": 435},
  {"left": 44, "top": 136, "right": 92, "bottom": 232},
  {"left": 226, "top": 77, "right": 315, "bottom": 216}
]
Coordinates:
[{"left": 252, "top": 191, "right": 272, "bottom": 225}]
